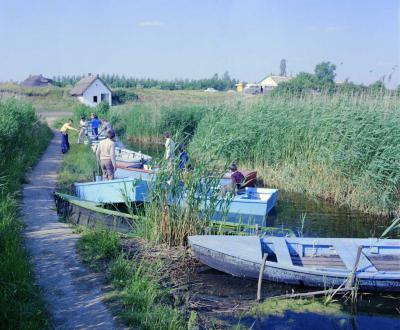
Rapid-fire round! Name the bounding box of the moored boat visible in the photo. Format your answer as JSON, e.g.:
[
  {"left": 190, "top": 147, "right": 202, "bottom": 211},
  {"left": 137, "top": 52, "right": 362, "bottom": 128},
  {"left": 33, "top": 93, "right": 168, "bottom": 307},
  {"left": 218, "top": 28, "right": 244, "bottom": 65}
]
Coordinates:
[
  {"left": 54, "top": 192, "right": 139, "bottom": 233},
  {"left": 74, "top": 177, "right": 149, "bottom": 203},
  {"left": 188, "top": 235, "right": 400, "bottom": 292},
  {"left": 207, "top": 187, "right": 278, "bottom": 226}
]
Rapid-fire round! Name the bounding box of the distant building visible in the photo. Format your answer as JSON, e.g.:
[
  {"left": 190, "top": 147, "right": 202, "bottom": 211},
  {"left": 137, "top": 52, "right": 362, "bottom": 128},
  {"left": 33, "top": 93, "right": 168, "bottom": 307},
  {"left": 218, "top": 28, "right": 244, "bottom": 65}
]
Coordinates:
[
  {"left": 70, "top": 74, "right": 112, "bottom": 107},
  {"left": 259, "top": 75, "right": 293, "bottom": 90},
  {"left": 20, "top": 74, "right": 54, "bottom": 87},
  {"left": 235, "top": 83, "right": 245, "bottom": 92},
  {"left": 244, "top": 83, "right": 261, "bottom": 95}
]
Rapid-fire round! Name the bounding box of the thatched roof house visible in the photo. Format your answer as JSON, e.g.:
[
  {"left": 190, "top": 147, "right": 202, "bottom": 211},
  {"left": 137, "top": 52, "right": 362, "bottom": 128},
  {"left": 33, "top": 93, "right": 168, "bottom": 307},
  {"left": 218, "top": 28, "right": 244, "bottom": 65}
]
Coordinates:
[
  {"left": 20, "top": 74, "right": 54, "bottom": 87},
  {"left": 70, "top": 74, "right": 112, "bottom": 107}
]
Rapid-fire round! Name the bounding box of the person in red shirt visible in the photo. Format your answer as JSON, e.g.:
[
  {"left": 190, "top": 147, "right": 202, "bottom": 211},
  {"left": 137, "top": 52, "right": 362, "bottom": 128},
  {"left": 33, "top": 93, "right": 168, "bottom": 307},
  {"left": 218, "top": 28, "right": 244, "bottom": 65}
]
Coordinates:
[{"left": 229, "top": 163, "right": 245, "bottom": 192}]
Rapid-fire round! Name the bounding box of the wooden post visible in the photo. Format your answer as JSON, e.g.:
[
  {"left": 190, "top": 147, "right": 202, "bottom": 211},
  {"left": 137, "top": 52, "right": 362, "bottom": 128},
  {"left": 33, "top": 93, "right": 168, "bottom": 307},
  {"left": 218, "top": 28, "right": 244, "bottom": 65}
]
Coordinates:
[
  {"left": 346, "top": 246, "right": 363, "bottom": 288},
  {"left": 257, "top": 253, "right": 268, "bottom": 301}
]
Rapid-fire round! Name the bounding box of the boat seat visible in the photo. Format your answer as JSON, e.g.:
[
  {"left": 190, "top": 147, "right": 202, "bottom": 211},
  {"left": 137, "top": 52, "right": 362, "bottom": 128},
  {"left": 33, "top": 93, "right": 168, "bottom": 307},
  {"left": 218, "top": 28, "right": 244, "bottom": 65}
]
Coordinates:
[
  {"left": 239, "top": 171, "right": 257, "bottom": 189},
  {"left": 333, "top": 242, "right": 377, "bottom": 273},
  {"left": 268, "top": 237, "right": 293, "bottom": 266}
]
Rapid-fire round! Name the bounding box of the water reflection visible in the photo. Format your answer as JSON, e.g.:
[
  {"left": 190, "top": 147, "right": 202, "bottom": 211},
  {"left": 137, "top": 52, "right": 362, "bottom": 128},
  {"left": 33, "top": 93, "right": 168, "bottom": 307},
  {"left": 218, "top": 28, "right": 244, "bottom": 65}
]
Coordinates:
[
  {"left": 240, "top": 311, "right": 400, "bottom": 330},
  {"left": 268, "top": 191, "right": 392, "bottom": 238}
]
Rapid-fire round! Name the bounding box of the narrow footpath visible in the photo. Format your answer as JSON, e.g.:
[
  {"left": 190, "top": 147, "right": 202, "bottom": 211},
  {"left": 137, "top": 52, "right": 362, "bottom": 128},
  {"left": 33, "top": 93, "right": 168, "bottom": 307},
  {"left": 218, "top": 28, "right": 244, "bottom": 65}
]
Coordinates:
[{"left": 22, "top": 132, "right": 119, "bottom": 329}]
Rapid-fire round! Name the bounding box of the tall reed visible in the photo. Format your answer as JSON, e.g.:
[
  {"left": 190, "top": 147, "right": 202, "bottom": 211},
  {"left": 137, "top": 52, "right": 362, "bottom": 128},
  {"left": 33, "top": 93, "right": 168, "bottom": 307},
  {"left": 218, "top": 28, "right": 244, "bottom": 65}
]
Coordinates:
[
  {"left": 133, "top": 132, "right": 230, "bottom": 246},
  {"left": 0, "top": 99, "right": 51, "bottom": 328},
  {"left": 190, "top": 92, "right": 400, "bottom": 215}
]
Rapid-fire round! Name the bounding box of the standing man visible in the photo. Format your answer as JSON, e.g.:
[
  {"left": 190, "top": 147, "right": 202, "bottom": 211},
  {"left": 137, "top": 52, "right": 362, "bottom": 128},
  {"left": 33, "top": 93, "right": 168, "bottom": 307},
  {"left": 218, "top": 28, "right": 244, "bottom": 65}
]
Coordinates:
[
  {"left": 91, "top": 114, "right": 101, "bottom": 140},
  {"left": 77, "top": 116, "right": 88, "bottom": 144},
  {"left": 163, "top": 131, "right": 175, "bottom": 168},
  {"left": 60, "top": 119, "right": 78, "bottom": 153},
  {"left": 96, "top": 130, "right": 117, "bottom": 180}
]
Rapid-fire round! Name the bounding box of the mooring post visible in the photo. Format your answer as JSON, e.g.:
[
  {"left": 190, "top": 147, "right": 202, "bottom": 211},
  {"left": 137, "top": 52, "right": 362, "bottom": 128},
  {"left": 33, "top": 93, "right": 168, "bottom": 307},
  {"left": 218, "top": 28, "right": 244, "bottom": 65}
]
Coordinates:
[
  {"left": 346, "top": 245, "right": 363, "bottom": 289},
  {"left": 257, "top": 253, "right": 268, "bottom": 301}
]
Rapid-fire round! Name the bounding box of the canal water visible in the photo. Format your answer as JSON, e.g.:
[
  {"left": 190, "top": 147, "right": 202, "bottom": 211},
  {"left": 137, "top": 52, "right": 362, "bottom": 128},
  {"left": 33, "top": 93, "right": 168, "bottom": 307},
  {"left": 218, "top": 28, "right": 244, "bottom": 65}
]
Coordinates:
[{"left": 126, "top": 141, "right": 399, "bottom": 329}]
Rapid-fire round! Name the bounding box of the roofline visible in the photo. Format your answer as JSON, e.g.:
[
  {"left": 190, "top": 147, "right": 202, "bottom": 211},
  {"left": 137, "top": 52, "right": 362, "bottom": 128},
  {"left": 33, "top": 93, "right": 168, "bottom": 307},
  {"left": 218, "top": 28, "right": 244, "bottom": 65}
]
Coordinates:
[
  {"left": 258, "top": 75, "right": 292, "bottom": 84},
  {"left": 70, "top": 76, "right": 112, "bottom": 96}
]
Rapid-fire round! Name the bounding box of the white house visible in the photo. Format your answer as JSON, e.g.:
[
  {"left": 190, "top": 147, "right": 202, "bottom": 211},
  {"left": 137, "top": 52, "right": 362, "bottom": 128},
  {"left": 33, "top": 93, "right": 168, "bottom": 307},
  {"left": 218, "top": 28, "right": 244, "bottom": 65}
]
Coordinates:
[
  {"left": 259, "top": 75, "right": 293, "bottom": 91},
  {"left": 70, "top": 74, "right": 112, "bottom": 107}
]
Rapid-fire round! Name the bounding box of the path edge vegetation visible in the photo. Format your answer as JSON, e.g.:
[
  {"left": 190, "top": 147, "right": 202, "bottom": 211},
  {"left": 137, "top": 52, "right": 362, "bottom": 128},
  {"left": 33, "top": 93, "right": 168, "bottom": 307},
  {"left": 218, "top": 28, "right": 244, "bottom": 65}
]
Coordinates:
[{"left": 0, "top": 99, "right": 52, "bottom": 329}]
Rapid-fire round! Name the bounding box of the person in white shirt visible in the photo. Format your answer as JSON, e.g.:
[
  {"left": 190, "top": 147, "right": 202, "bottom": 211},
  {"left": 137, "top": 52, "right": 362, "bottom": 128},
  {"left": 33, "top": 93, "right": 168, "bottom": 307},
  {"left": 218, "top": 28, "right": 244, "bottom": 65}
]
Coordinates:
[
  {"left": 77, "top": 116, "right": 88, "bottom": 144},
  {"left": 96, "top": 131, "right": 116, "bottom": 180},
  {"left": 163, "top": 131, "right": 175, "bottom": 168}
]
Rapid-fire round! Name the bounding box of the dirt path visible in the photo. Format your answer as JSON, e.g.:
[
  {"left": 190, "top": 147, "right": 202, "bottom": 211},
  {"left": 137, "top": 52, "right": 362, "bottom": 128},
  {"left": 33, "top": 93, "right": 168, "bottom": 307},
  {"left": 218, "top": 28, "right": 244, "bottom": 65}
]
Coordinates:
[{"left": 22, "top": 132, "right": 119, "bottom": 329}]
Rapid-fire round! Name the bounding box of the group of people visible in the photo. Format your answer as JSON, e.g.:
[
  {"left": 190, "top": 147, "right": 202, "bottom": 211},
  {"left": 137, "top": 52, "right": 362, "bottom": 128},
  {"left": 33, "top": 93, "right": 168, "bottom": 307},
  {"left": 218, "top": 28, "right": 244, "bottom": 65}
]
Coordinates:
[
  {"left": 60, "top": 120, "right": 244, "bottom": 190},
  {"left": 60, "top": 114, "right": 114, "bottom": 154}
]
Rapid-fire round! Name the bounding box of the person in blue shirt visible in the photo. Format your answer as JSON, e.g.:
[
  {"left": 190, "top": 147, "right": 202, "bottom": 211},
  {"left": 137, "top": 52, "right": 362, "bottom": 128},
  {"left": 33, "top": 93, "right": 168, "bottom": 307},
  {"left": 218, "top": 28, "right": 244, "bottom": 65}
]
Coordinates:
[
  {"left": 91, "top": 114, "right": 101, "bottom": 140},
  {"left": 178, "top": 145, "right": 192, "bottom": 171}
]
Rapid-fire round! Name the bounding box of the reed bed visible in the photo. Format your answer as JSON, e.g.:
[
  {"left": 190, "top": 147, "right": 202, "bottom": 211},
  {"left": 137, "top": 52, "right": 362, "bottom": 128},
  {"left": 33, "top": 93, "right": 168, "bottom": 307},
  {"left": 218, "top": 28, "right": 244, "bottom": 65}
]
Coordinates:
[
  {"left": 190, "top": 92, "right": 400, "bottom": 215},
  {"left": 135, "top": 150, "right": 229, "bottom": 246},
  {"left": 0, "top": 99, "right": 51, "bottom": 328}
]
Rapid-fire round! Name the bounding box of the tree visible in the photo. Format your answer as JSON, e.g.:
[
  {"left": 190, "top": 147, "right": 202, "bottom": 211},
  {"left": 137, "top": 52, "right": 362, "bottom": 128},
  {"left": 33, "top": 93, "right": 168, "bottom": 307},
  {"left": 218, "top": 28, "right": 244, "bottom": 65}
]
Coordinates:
[
  {"left": 314, "top": 62, "right": 336, "bottom": 85},
  {"left": 369, "top": 80, "right": 386, "bottom": 93},
  {"left": 273, "top": 72, "right": 318, "bottom": 94},
  {"left": 280, "top": 59, "right": 287, "bottom": 76}
]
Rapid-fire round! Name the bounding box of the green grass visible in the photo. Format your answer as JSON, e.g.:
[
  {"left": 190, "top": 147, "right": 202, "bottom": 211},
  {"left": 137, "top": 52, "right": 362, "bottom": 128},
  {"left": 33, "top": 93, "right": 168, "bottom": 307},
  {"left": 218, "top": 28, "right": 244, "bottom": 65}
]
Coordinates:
[
  {"left": 0, "top": 83, "right": 77, "bottom": 112},
  {"left": 250, "top": 297, "right": 344, "bottom": 317},
  {"left": 190, "top": 92, "right": 400, "bottom": 215},
  {"left": 57, "top": 139, "right": 97, "bottom": 192},
  {"left": 77, "top": 229, "right": 186, "bottom": 329},
  {"left": 0, "top": 99, "right": 52, "bottom": 329}
]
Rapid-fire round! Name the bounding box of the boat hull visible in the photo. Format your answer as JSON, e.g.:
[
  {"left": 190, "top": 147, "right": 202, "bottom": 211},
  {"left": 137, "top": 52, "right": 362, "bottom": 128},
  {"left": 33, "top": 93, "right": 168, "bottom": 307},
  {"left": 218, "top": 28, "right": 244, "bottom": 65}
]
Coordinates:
[
  {"left": 54, "top": 193, "right": 136, "bottom": 233},
  {"left": 189, "top": 235, "right": 400, "bottom": 292},
  {"left": 208, "top": 188, "right": 278, "bottom": 226},
  {"left": 74, "top": 178, "right": 149, "bottom": 203}
]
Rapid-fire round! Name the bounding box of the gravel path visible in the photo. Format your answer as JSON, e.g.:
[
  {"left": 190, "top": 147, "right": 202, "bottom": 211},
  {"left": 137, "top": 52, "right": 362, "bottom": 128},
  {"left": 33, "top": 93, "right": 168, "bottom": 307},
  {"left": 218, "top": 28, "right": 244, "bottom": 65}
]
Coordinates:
[{"left": 22, "top": 132, "right": 119, "bottom": 329}]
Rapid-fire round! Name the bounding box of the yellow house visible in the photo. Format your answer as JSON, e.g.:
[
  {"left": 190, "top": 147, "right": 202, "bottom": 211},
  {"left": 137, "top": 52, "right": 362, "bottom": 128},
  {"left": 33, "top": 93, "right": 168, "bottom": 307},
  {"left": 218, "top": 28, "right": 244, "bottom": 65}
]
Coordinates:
[
  {"left": 259, "top": 75, "right": 292, "bottom": 90},
  {"left": 235, "top": 83, "right": 245, "bottom": 92}
]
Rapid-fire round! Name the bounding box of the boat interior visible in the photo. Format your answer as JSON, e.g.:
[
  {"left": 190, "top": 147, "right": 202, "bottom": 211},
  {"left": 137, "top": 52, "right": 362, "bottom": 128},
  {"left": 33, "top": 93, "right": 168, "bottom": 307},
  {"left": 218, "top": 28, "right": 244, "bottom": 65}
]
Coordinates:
[{"left": 261, "top": 238, "right": 400, "bottom": 272}]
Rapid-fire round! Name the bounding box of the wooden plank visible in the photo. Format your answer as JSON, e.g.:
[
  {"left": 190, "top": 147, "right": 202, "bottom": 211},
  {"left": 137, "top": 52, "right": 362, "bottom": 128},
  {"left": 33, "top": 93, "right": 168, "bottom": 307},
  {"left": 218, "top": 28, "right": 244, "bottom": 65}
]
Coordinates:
[
  {"left": 269, "top": 237, "right": 293, "bottom": 266},
  {"left": 334, "top": 242, "right": 378, "bottom": 273}
]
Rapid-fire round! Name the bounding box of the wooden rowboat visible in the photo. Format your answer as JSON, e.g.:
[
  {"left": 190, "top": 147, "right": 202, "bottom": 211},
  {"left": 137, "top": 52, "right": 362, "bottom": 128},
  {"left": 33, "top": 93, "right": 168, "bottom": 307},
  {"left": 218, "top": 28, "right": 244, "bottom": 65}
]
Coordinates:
[
  {"left": 54, "top": 192, "right": 138, "bottom": 233},
  {"left": 188, "top": 235, "right": 400, "bottom": 292},
  {"left": 55, "top": 192, "right": 292, "bottom": 236},
  {"left": 83, "top": 168, "right": 277, "bottom": 223},
  {"left": 74, "top": 177, "right": 149, "bottom": 203}
]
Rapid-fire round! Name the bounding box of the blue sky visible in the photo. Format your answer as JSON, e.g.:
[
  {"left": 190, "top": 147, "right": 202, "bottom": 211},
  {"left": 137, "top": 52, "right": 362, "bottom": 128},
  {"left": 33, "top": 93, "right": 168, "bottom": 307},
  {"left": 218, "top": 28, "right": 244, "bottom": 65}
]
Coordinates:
[{"left": 0, "top": 0, "right": 399, "bottom": 88}]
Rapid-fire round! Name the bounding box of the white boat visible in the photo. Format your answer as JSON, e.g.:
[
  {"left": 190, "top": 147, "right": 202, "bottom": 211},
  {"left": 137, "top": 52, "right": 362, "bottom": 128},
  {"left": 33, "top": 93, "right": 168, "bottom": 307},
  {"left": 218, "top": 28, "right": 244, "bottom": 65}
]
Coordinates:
[{"left": 188, "top": 235, "right": 400, "bottom": 292}]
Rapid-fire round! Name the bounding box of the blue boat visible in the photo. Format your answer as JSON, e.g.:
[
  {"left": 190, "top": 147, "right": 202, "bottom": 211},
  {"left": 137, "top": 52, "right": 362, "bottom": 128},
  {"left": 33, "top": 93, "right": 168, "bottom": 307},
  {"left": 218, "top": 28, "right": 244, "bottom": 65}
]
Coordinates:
[
  {"left": 74, "top": 177, "right": 148, "bottom": 203},
  {"left": 207, "top": 187, "right": 278, "bottom": 226},
  {"left": 188, "top": 235, "right": 400, "bottom": 292},
  {"left": 83, "top": 168, "right": 278, "bottom": 222}
]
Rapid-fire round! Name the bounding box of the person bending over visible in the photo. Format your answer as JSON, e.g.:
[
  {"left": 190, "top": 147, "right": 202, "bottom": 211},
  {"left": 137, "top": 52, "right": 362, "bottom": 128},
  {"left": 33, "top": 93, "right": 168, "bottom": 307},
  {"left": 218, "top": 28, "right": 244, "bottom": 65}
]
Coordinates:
[
  {"left": 60, "top": 119, "right": 78, "bottom": 154},
  {"left": 96, "top": 130, "right": 117, "bottom": 180}
]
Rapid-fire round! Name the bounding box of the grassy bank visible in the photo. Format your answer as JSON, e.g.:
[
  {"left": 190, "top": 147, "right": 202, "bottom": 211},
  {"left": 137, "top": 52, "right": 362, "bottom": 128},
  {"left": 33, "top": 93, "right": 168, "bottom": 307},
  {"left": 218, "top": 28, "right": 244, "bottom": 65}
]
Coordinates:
[
  {"left": 189, "top": 92, "right": 400, "bottom": 215},
  {"left": 0, "top": 99, "right": 52, "bottom": 328},
  {"left": 57, "top": 141, "right": 97, "bottom": 192},
  {"left": 77, "top": 228, "right": 187, "bottom": 329}
]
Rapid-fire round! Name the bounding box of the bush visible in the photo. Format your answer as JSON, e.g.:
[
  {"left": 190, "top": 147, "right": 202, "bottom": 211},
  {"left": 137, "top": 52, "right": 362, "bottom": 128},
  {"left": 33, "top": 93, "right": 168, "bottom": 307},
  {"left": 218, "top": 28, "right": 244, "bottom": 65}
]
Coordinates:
[{"left": 112, "top": 89, "right": 139, "bottom": 105}]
